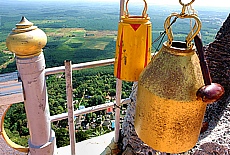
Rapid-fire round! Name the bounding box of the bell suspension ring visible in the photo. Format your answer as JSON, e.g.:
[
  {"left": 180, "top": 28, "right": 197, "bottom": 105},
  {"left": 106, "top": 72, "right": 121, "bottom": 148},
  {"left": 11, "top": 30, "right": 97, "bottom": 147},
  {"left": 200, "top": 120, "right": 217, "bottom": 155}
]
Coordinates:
[{"left": 165, "top": 0, "right": 201, "bottom": 49}]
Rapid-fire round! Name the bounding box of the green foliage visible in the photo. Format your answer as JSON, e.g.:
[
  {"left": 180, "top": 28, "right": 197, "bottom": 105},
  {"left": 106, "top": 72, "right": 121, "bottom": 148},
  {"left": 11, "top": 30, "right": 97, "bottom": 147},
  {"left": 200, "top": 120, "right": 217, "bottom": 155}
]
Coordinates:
[
  {"left": 47, "top": 66, "right": 132, "bottom": 112},
  {"left": 88, "top": 95, "right": 105, "bottom": 106},
  {"left": 75, "top": 127, "right": 110, "bottom": 143},
  {"left": 4, "top": 104, "right": 28, "bottom": 136},
  {"left": 0, "top": 60, "right": 16, "bottom": 74},
  {"left": 4, "top": 128, "right": 29, "bottom": 147},
  {"left": 0, "top": 52, "right": 11, "bottom": 64},
  {"left": 53, "top": 127, "right": 70, "bottom": 148},
  {"left": 89, "top": 126, "right": 110, "bottom": 138},
  {"left": 75, "top": 130, "right": 89, "bottom": 143},
  {"left": 4, "top": 103, "right": 29, "bottom": 147}
]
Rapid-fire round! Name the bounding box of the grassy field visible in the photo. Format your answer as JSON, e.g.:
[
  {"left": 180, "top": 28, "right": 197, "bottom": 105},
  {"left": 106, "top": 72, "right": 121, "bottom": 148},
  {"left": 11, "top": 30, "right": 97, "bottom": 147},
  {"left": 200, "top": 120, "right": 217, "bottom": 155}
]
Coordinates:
[{"left": 0, "top": 1, "right": 229, "bottom": 72}]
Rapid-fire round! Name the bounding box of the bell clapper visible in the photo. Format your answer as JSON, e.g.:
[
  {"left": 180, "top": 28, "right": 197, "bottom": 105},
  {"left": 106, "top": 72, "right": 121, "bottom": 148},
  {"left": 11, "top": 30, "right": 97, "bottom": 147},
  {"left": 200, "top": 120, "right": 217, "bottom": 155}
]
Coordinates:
[{"left": 194, "top": 35, "right": 225, "bottom": 104}]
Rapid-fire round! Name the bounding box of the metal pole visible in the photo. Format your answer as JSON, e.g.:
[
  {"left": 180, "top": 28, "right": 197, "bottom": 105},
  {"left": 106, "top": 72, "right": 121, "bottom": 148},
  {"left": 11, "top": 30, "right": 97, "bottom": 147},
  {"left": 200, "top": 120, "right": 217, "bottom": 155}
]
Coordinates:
[
  {"left": 50, "top": 98, "right": 131, "bottom": 122},
  {"left": 114, "top": 79, "right": 122, "bottom": 142},
  {"left": 65, "top": 60, "right": 76, "bottom": 155},
  {"left": 45, "top": 58, "right": 115, "bottom": 76},
  {"left": 114, "top": 0, "right": 125, "bottom": 143},
  {"left": 120, "top": 0, "right": 125, "bottom": 19}
]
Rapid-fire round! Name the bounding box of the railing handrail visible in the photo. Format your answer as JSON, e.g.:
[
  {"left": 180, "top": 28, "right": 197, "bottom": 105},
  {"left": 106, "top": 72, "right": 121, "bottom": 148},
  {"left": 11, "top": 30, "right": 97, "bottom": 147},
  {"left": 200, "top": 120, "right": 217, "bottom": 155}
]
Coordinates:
[
  {"left": 45, "top": 58, "right": 115, "bottom": 76},
  {"left": 50, "top": 98, "right": 131, "bottom": 122}
]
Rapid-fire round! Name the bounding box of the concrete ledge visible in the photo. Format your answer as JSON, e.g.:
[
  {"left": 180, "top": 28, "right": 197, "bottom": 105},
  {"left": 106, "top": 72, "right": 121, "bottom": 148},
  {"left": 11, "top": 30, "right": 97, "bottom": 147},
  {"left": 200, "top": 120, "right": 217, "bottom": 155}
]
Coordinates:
[
  {"left": 57, "top": 131, "right": 115, "bottom": 155},
  {"left": 0, "top": 72, "right": 24, "bottom": 105}
]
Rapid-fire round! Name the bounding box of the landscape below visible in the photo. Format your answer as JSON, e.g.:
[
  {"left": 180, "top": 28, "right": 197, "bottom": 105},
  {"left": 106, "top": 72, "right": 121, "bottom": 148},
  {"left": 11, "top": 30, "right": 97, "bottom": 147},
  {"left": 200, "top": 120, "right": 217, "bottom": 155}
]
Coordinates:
[{"left": 0, "top": 0, "right": 229, "bottom": 153}]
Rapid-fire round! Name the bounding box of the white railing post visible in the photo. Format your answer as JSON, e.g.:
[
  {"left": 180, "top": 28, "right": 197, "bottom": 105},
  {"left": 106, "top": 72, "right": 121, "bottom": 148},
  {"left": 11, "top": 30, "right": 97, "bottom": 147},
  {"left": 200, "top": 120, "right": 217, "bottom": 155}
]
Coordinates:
[
  {"left": 114, "top": 79, "right": 122, "bottom": 143},
  {"left": 6, "top": 17, "right": 56, "bottom": 155},
  {"left": 114, "top": 0, "right": 125, "bottom": 143},
  {"left": 65, "top": 60, "right": 76, "bottom": 155}
]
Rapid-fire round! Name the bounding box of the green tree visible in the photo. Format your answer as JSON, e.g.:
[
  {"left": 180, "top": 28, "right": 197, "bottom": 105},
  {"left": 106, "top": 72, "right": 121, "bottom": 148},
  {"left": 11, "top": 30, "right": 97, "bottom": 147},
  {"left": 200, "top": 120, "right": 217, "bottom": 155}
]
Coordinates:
[
  {"left": 75, "top": 130, "right": 89, "bottom": 142},
  {"left": 54, "top": 127, "right": 70, "bottom": 147},
  {"left": 88, "top": 95, "right": 105, "bottom": 106},
  {"left": 4, "top": 103, "right": 29, "bottom": 146}
]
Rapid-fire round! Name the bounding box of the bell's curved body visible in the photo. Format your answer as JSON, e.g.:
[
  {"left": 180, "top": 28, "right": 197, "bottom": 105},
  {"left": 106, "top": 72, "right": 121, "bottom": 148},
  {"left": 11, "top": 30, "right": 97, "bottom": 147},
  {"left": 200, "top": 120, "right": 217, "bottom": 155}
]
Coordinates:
[
  {"left": 114, "top": 16, "right": 152, "bottom": 81},
  {"left": 135, "top": 41, "right": 206, "bottom": 153}
]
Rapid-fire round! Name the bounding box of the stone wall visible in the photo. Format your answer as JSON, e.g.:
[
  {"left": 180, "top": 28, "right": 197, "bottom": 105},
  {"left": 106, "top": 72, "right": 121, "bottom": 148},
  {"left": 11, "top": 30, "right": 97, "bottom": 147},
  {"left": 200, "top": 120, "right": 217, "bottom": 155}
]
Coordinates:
[{"left": 204, "top": 13, "right": 230, "bottom": 98}]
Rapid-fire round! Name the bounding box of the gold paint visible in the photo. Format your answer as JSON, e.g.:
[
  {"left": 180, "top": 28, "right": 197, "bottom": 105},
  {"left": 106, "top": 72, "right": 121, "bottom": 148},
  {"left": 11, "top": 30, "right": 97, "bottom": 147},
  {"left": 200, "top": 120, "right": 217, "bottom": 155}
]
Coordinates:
[
  {"left": 6, "top": 17, "right": 47, "bottom": 58},
  {"left": 125, "top": 0, "right": 148, "bottom": 18},
  {"left": 114, "top": 17, "right": 152, "bottom": 81},
  {"left": 114, "top": 0, "right": 151, "bottom": 81},
  {"left": 135, "top": 41, "right": 206, "bottom": 153},
  {"left": 164, "top": 0, "right": 201, "bottom": 48}
]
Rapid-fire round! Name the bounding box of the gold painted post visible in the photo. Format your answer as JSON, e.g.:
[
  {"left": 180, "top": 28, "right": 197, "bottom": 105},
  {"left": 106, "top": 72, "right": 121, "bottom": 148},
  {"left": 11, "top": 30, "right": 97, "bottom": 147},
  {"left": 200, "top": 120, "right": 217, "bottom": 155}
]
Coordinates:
[{"left": 6, "top": 17, "right": 56, "bottom": 155}]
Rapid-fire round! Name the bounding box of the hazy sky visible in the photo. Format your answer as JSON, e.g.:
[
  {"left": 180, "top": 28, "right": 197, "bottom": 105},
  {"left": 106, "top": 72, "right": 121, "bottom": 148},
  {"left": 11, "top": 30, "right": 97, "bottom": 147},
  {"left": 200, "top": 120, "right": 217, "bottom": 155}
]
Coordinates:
[
  {"left": 14, "top": 0, "right": 230, "bottom": 8},
  {"left": 83, "top": 0, "right": 230, "bottom": 7}
]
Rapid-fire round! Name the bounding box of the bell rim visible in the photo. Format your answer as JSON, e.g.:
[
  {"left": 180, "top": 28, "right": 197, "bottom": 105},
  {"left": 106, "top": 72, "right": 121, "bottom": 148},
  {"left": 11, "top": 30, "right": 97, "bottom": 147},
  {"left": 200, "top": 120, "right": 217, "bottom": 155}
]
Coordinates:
[{"left": 163, "top": 41, "right": 195, "bottom": 56}]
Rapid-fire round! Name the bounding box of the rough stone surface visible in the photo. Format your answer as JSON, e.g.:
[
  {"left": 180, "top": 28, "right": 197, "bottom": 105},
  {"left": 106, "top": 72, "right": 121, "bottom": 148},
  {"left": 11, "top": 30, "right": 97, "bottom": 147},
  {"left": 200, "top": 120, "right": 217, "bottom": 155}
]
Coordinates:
[
  {"left": 193, "top": 142, "right": 229, "bottom": 155},
  {"left": 121, "top": 14, "right": 230, "bottom": 155},
  {"left": 204, "top": 13, "right": 230, "bottom": 98}
]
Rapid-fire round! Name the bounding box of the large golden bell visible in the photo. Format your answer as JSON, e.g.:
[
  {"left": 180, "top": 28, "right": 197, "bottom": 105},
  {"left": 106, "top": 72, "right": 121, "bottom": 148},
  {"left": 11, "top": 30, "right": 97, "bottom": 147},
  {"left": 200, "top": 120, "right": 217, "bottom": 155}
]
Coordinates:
[
  {"left": 6, "top": 16, "right": 47, "bottom": 58},
  {"left": 134, "top": 3, "right": 207, "bottom": 153},
  {"left": 135, "top": 41, "right": 205, "bottom": 153}
]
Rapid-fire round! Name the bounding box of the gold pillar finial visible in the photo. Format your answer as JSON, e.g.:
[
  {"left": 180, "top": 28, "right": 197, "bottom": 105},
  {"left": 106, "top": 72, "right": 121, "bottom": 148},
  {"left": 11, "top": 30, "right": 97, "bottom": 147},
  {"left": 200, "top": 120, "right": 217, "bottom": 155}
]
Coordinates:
[
  {"left": 6, "top": 16, "right": 47, "bottom": 58},
  {"left": 15, "top": 16, "right": 33, "bottom": 29}
]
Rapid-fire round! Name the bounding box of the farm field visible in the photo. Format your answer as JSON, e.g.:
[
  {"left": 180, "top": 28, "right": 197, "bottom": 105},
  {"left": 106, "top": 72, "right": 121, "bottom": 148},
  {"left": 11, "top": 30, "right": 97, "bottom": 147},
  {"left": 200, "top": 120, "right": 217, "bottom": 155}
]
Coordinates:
[{"left": 0, "top": 1, "right": 229, "bottom": 70}]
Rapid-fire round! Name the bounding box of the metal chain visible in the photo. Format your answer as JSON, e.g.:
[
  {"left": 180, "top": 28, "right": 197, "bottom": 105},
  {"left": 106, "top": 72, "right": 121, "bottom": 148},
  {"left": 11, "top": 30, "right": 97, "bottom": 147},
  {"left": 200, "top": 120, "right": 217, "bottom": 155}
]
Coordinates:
[
  {"left": 186, "top": 4, "right": 198, "bottom": 39},
  {"left": 153, "top": 0, "right": 199, "bottom": 52}
]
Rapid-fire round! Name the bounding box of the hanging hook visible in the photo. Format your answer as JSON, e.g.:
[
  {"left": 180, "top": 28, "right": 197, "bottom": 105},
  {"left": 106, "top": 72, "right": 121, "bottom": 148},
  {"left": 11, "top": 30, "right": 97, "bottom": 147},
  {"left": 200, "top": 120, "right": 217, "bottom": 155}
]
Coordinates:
[
  {"left": 179, "top": 0, "right": 195, "bottom": 16},
  {"left": 164, "top": 0, "right": 200, "bottom": 48},
  {"left": 179, "top": 0, "right": 195, "bottom": 6},
  {"left": 125, "top": 0, "right": 148, "bottom": 18}
]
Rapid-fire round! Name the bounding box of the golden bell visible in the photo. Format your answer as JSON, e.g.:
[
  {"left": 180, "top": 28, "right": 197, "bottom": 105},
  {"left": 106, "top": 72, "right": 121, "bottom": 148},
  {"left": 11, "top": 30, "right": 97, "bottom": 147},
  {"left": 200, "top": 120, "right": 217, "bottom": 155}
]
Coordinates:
[
  {"left": 134, "top": 3, "right": 207, "bottom": 153},
  {"left": 114, "top": 0, "right": 152, "bottom": 81}
]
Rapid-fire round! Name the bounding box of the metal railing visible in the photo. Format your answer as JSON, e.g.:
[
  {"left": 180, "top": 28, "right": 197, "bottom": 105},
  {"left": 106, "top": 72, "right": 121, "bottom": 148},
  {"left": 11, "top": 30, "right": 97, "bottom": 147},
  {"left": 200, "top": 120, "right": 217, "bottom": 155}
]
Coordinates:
[
  {"left": 45, "top": 58, "right": 115, "bottom": 76},
  {"left": 45, "top": 58, "right": 129, "bottom": 155}
]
